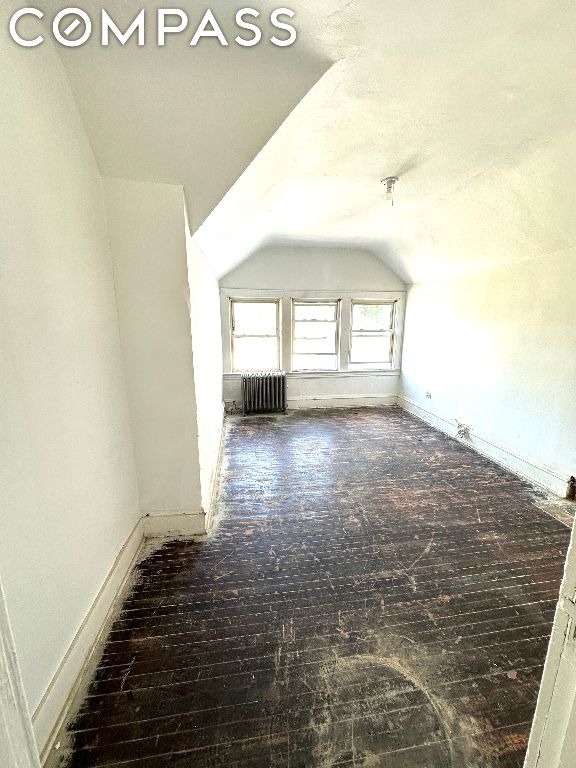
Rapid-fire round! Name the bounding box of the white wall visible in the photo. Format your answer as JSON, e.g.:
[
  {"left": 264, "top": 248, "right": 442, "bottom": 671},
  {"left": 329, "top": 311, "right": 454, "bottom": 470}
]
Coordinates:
[
  {"left": 401, "top": 252, "right": 576, "bottom": 494},
  {"left": 220, "top": 244, "right": 405, "bottom": 408},
  {"left": 104, "top": 178, "right": 203, "bottom": 518},
  {"left": 186, "top": 233, "right": 224, "bottom": 518},
  {"left": 220, "top": 244, "right": 405, "bottom": 291},
  {"left": 0, "top": 40, "right": 140, "bottom": 726}
]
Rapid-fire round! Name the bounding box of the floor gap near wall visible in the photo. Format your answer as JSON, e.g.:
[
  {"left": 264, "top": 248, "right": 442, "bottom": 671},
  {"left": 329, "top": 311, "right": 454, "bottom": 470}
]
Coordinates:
[{"left": 46, "top": 408, "right": 573, "bottom": 768}]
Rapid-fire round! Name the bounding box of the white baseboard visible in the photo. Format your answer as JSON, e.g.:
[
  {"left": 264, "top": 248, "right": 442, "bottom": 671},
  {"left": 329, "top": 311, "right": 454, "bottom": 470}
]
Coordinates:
[
  {"left": 30, "top": 500, "right": 220, "bottom": 763},
  {"left": 33, "top": 519, "right": 144, "bottom": 762},
  {"left": 399, "top": 395, "right": 569, "bottom": 497},
  {"left": 288, "top": 395, "right": 398, "bottom": 410},
  {"left": 142, "top": 511, "right": 206, "bottom": 538},
  {"left": 224, "top": 395, "right": 399, "bottom": 413}
]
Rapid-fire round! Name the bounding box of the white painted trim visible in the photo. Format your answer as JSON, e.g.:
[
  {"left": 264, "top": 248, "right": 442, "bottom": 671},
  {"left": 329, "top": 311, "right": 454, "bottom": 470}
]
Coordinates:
[
  {"left": 0, "top": 580, "right": 41, "bottom": 768},
  {"left": 33, "top": 520, "right": 144, "bottom": 762},
  {"left": 220, "top": 288, "right": 406, "bottom": 376},
  {"left": 142, "top": 512, "right": 206, "bottom": 538},
  {"left": 399, "top": 396, "right": 570, "bottom": 497},
  {"left": 221, "top": 288, "right": 407, "bottom": 299},
  {"left": 224, "top": 394, "right": 399, "bottom": 411},
  {"left": 24, "top": 503, "right": 218, "bottom": 766},
  {"left": 525, "top": 516, "right": 576, "bottom": 768},
  {"left": 288, "top": 395, "right": 398, "bottom": 410},
  {"left": 224, "top": 370, "right": 402, "bottom": 380}
]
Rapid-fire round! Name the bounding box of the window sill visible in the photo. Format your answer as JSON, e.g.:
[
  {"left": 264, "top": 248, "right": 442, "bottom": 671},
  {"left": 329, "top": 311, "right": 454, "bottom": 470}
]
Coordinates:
[{"left": 224, "top": 370, "right": 401, "bottom": 379}]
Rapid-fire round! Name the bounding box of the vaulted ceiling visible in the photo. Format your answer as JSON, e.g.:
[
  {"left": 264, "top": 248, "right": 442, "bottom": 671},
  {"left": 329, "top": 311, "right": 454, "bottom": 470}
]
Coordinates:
[{"left": 58, "top": 0, "right": 576, "bottom": 283}]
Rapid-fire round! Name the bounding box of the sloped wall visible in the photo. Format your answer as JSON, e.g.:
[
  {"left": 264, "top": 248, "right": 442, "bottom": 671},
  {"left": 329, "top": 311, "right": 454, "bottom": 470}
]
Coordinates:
[{"left": 220, "top": 244, "right": 405, "bottom": 291}]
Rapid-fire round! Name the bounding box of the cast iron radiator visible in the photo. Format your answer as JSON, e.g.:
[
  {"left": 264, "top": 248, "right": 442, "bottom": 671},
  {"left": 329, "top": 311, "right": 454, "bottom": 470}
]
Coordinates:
[{"left": 242, "top": 371, "right": 287, "bottom": 415}]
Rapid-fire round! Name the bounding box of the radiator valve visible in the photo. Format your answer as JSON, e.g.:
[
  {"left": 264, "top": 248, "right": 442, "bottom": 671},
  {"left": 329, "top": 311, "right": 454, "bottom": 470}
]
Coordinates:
[{"left": 567, "top": 476, "right": 576, "bottom": 502}]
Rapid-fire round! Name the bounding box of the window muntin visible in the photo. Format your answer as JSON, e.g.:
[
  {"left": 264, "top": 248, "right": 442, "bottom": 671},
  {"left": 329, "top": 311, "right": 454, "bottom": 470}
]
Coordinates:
[
  {"left": 231, "top": 300, "right": 280, "bottom": 372},
  {"left": 350, "top": 301, "right": 396, "bottom": 370},
  {"left": 292, "top": 301, "right": 339, "bottom": 371}
]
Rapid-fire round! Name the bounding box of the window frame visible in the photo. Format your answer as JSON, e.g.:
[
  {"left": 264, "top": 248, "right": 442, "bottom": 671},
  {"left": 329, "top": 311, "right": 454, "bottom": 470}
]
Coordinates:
[
  {"left": 349, "top": 299, "right": 397, "bottom": 371},
  {"left": 229, "top": 298, "right": 281, "bottom": 373},
  {"left": 291, "top": 299, "right": 341, "bottom": 373},
  {"left": 221, "top": 288, "right": 405, "bottom": 377}
]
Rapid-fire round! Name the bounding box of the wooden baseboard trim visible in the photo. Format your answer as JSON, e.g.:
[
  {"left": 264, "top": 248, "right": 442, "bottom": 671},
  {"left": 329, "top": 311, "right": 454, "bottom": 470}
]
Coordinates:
[
  {"left": 29, "top": 498, "right": 222, "bottom": 764},
  {"left": 399, "top": 395, "right": 569, "bottom": 497},
  {"left": 33, "top": 520, "right": 144, "bottom": 762},
  {"left": 142, "top": 512, "right": 206, "bottom": 538},
  {"left": 287, "top": 395, "right": 398, "bottom": 410}
]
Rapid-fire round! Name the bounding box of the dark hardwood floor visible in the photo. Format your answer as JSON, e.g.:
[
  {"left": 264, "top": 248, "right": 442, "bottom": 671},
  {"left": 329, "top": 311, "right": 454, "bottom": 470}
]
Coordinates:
[{"left": 50, "top": 408, "right": 573, "bottom": 768}]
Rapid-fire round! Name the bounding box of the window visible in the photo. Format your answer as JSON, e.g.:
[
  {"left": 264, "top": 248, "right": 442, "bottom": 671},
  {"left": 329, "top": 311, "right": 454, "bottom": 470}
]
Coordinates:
[
  {"left": 292, "top": 301, "right": 339, "bottom": 371},
  {"left": 350, "top": 301, "right": 396, "bottom": 370},
  {"left": 231, "top": 300, "right": 280, "bottom": 371},
  {"left": 224, "top": 292, "right": 403, "bottom": 376}
]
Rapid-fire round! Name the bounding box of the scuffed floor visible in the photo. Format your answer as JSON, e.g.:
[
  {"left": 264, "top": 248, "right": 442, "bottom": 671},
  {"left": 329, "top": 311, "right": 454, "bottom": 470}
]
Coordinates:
[{"left": 50, "top": 408, "right": 573, "bottom": 767}]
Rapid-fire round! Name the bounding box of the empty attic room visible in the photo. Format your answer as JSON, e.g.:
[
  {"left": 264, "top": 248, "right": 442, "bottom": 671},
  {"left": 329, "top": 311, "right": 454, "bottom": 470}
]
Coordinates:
[{"left": 1, "top": 2, "right": 576, "bottom": 768}]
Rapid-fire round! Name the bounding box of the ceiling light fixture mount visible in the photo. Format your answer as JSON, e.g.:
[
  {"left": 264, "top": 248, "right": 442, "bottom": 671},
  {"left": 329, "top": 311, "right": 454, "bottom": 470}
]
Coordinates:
[{"left": 381, "top": 176, "right": 398, "bottom": 205}]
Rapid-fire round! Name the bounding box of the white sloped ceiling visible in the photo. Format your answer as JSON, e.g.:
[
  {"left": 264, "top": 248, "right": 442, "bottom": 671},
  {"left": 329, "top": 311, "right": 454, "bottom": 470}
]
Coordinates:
[{"left": 58, "top": 0, "right": 576, "bottom": 282}]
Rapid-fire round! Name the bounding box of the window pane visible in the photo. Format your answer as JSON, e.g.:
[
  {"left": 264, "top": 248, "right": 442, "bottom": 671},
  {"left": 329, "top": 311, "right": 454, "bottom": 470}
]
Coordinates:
[
  {"left": 350, "top": 334, "right": 392, "bottom": 364},
  {"left": 294, "top": 303, "right": 336, "bottom": 322},
  {"left": 233, "top": 337, "right": 278, "bottom": 371},
  {"left": 293, "top": 354, "right": 338, "bottom": 371},
  {"left": 294, "top": 321, "right": 336, "bottom": 341},
  {"left": 294, "top": 337, "right": 336, "bottom": 354},
  {"left": 352, "top": 303, "right": 393, "bottom": 331},
  {"left": 233, "top": 302, "right": 277, "bottom": 336}
]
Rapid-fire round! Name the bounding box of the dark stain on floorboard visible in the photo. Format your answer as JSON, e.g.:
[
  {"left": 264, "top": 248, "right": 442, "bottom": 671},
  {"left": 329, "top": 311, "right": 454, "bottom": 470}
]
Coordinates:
[{"left": 48, "top": 407, "right": 573, "bottom": 768}]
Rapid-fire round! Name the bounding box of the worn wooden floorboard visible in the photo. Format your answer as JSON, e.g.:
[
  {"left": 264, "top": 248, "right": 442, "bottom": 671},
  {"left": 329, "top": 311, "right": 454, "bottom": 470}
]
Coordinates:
[{"left": 48, "top": 407, "right": 573, "bottom": 768}]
